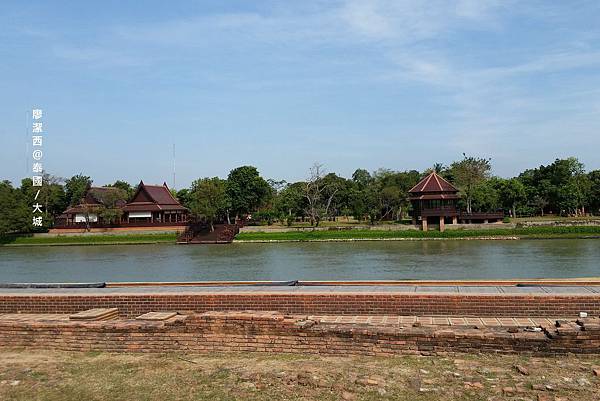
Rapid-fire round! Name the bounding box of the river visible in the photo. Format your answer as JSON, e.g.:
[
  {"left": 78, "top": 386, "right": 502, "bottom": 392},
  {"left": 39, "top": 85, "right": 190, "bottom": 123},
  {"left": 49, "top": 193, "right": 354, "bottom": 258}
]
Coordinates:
[
  {"left": 1, "top": 239, "right": 599, "bottom": 282},
  {"left": 0, "top": 239, "right": 600, "bottom": 282}
]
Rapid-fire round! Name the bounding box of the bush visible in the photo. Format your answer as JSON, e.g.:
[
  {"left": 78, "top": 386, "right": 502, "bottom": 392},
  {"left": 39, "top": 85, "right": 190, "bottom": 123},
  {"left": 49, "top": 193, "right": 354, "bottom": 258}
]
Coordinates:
[{"left": 252, "top": 210, "right": 277, "bottom": 226}]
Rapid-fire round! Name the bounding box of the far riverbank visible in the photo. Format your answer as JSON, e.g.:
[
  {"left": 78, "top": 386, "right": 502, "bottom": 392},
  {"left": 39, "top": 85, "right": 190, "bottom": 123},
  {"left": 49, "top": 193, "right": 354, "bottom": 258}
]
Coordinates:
[
  {"left": 1, "top": 225, "right": 600, "bottom": 247},
  {"left": 0, "top": 233, "right": 176, "bottom": 247},
  {"left": 235, "top": 225, "right": 600, "bottom": 242}
]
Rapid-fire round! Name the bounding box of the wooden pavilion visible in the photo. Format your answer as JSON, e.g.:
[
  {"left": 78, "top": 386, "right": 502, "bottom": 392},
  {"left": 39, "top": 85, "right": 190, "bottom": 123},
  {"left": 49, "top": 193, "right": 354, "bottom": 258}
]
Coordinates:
[
  {"left": 409, "top": 172, "right": 460, "bottom": 231},
  {"left": 409, "top": 172, "right": 504, "bottom": 231}
]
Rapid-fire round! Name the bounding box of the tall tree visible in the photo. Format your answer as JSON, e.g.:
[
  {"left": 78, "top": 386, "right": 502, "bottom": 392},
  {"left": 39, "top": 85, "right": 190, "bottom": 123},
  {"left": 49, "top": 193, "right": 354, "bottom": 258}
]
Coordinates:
[
  {"left": 273, "top": 182, "right": 305, "bottom": 225},
  {"left": 94, "top": 188, "right": 127, "bottom": 225},
  {"left": 64, "top": 174, "right": 92, "bottom": 206},
  {"left": 499, "top": 178, "right": 527, "bottom": 218},
  {"left": 0, "top": 181, "right": 30, "bottom": 235},
  {"left": 519, "top": 157, "right": 590, "bottom": 216},
  {"left": 351, "top": 169, "right": 372, "bottom": 190},
  {"left": 226, "top": 166, "right": 271, "bottom": 218},
  {"left": 175, "top": 188, "right": 193, "bottom": 210},
  {"left": 107, "top": 180, "right": 134, "bottom": 199},
  {"left": 450, "top": 155, "right": 492, "bottom": 214},
  {"left": 303, "top": 163, "right": 340, "bottom": 226},
  {"left": 20, "top": 174, "right": 67, "bottom": 225},
  {"left": 191, "top": 177, "right": 229, "bottom": 231},
  {"left": 588, "top": 170, "right": 600, "bottom": 215}
]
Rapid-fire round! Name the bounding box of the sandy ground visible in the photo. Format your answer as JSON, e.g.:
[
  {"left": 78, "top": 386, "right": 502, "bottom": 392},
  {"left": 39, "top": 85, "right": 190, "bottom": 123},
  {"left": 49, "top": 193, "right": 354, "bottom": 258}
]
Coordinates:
[{"left": 0, "top": 350, "right": 598, "bottom": 400}]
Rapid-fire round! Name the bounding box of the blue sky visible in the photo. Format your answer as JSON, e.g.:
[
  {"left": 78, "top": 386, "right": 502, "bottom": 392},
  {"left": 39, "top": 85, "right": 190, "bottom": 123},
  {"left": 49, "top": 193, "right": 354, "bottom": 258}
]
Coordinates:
[{"left": 1, "top": 1, "right": 600, "bottom": 188}]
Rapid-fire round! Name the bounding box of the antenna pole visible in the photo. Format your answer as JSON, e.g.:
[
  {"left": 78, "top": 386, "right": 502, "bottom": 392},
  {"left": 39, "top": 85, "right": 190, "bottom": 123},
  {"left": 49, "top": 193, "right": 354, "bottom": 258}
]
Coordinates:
[
  {"left": 172, "top": 143, "right": 176, "bottom": 190},
  {"left": 25, "top": 109, "right": 29, "bottom": 178}
]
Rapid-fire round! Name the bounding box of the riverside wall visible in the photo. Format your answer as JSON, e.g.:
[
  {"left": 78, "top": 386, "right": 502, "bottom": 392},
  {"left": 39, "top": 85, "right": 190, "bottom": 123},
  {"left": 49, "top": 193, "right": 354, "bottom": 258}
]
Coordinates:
[
  {"left": 1, "top": 292, "right": 599, "bottom": 318},
  {"left": 1, "top": 311, "right": 599, "bottom": 356}
]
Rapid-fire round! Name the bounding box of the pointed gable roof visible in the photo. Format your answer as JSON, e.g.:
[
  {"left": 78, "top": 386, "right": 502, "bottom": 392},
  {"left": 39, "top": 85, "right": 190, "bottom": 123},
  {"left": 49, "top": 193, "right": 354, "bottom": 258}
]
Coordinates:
[
  {"left": 63, "top": 187, "right": 127, "bottom": 214},
  {"left": 409, "top": 172, "right": 458, "bottom": 194},
  {"left": 123, "top": 181, "right": 187, "bottom": 212}
]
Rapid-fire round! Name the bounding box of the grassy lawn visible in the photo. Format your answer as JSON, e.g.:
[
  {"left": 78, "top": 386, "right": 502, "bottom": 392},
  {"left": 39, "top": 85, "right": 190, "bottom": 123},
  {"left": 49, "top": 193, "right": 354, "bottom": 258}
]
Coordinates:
[
  {"left": 0, "top": 350, "right": 598, "bottom": 401},
  {"left": 3, "top": 226, "right": 600, "bottom": 246},
  {"left": 236, "top": 225, "right": 600, "bottom": 241},
  {"left": 0, "top": 233, "right": 178, "bottom": 246}
]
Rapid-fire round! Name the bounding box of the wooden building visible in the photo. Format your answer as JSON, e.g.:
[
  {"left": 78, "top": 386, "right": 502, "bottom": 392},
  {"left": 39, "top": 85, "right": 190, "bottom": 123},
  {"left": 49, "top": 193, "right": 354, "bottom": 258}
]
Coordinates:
[
  {"left": 60, "top": 187, "right": 127, "bottom": 226},
  {"left": 55, "top": 181, "right": 188, "bottom": 229},
  {"left": 409, "top": 172, "right": 503, "bottom": 231},
  {"left": 409, "top": 172, "right": 460, "bottom": 231},
  {"left": 122, "top": 181, "right": 189, "bottom": 224}
]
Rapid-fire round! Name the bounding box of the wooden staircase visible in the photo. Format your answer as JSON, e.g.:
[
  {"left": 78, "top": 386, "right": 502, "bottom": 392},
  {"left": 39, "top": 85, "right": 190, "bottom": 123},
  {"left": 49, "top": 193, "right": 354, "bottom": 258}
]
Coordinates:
[{"left": 177, "top": 223, "right": 240, "bottom": 244}]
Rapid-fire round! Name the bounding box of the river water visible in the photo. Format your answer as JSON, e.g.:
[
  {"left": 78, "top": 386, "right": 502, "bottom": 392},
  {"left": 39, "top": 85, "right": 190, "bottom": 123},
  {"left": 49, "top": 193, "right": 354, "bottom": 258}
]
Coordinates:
[{"left": 0, "top": 239, "right": 599, "bottom": 283}]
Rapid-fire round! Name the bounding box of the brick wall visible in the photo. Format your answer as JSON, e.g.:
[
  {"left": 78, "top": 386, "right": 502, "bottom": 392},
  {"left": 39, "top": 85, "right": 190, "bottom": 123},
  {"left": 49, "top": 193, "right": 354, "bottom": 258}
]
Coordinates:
[
  {"left": 1, "top": 311, "right": 599, "bottom": 356},
  {"left": 0, "top": 293, "right": 598, "bottom": 318}
]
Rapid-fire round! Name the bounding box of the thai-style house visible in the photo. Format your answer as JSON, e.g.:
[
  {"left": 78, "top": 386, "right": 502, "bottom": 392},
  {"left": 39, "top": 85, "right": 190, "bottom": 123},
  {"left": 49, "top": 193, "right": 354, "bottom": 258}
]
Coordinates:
[
  {"left": 55, "top": 181, "right": 188, "bottom": 230},
  {"left": 60, "top": 187, "right": 127, "bottom": 225},
  {"left": 122, "top": 181, "right": 188, "bottom": 224},
  {"left": 409, "top": 172, "right": 503, "bottom": 231}
]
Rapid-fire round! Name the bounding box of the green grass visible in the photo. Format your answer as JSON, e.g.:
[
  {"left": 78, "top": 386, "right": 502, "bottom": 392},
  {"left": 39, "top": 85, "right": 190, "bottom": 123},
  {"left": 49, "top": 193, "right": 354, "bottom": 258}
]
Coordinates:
[
  {"left": 235, "top": 225, "right": 600, "bottom": 242},
  {"left": 0, "top": 233, "right": 177, "bottom": 246},
  {"left": 3, "top": 225, "right": 600, "bottom": 247}
]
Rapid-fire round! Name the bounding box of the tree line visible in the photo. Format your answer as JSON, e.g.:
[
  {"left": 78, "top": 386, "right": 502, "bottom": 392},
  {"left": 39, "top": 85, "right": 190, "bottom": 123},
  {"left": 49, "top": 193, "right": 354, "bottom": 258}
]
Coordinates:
[{"left": 1, "top": 156, "right": 600, "bottom": 235}]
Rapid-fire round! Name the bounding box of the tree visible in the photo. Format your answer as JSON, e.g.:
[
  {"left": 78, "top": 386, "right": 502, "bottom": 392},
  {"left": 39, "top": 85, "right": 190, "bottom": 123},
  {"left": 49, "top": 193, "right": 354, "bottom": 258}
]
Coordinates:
[
  {"left": 20, "top": 174, "right": 67, "bottom": 227},
  {"left": 107, "top": 180, "right": 134, "bottom": 199},
  {"left": 499, "top": 178, "right": 527, "bottom": 218},
  {"left": 567, "top": 158, "right": 591, "bottom": 216},
  {"left": 303, "top": 163, "right": 340, "bottom": 226},
  {"left": 175, "top": 188, "right": 193, "bottom": 210},
  {"left": 94, "top": 188, "right": 127, "bottom": 225},
  {"left": 190, "top": 177, "right": 229, "bottom": 231},
  {"left": 532, "top": 195, "right": 549, "bottom": 217},
  {"left": 450, "top": 155, "right": 492, "bottom": 214},
  {"left": 0, "top": 181, "right": 30, "bottom": 236},
  {"left": 425, "top": 163, "right": 448, "bottom": 175},
  {"left": 320, "top": 173, "right": 348, "bottom": 221},
  {"left": 519, "top": 157, "right": 590, "bottom": 216},
  {"left": 64, "top": 174, "right": 92, "bottom": 206},
  {"left": 470, "top": 178, "right": 501, "bottom": 213},
  {"left": 351, "top": 169, "right": 372, "bottom": 190},
  {"left": 226, "top": 166, "right": 272, "bottom": 218},
  {"left": 273, "top": 182, "right": 305, "bottom": 226},
  {"left": 588, "top": 170, "right": 600, "bottom": 215}
]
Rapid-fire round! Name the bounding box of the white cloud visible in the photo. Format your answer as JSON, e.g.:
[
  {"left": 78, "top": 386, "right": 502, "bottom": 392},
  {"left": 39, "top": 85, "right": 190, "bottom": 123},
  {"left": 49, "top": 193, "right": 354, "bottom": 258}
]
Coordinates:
[
  {"left": 35, "top": 1, "right": 600, "bottom": 175},
  {"left": 338, "top": 0, "right": 506, "bottom": 41}
]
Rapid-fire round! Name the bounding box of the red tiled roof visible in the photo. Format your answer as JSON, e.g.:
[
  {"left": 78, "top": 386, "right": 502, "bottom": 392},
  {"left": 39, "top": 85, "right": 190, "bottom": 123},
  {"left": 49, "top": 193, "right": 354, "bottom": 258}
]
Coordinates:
[
  {"left": 143, "top": 184, "right": 180, "bottom": 205},
  {"left": 409, "top": 172, "right": 458, "bottom": 194},
  {"left": 125, "top": 181, "right": 188, "bottom": 211}
]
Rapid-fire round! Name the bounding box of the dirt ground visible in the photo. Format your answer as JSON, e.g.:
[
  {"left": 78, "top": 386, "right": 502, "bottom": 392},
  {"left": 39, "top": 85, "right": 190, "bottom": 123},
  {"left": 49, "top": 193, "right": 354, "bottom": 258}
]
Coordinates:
[{"left": 0, "top": 350, "right": 598, "bottom": 400}]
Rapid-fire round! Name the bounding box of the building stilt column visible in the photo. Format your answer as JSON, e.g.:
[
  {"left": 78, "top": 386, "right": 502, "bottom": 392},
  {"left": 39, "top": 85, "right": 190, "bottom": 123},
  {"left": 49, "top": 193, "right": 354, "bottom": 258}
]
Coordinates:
[
  {"left": 439, "top": 217, "right": 445, "bottom": 232},
  {"left": 452, "top": 216, "right": 457, "bottom": 224},
  {"left": 422, "top": 218, "right": 428, "bottom": 231}
]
